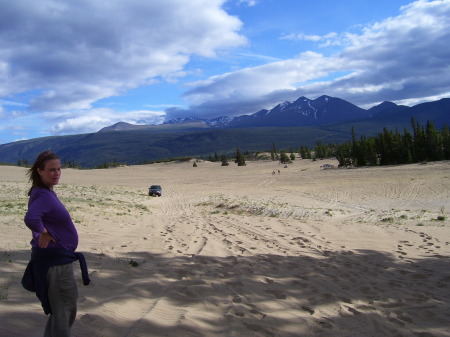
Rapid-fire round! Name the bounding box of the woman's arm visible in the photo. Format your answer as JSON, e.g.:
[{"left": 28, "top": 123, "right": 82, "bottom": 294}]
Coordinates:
[{"left": 25, "top": 189, "right": 56, "bottom": 247}]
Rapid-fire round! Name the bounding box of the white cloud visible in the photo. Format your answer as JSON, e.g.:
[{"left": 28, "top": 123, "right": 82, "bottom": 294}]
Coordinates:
[
  {"left": 48, "top": 108, "right": 166, "bottom": 135},
  {"left": 237, "top": 0, "right": 257, "bottom": 6},
  {"left": 394, "top": 92, "right": 450, "bottom": 107},
  {"left": 184, "top": 51, "right": 342, "bottom": 104},
  {"left": 0, "top": 100, "right": 27, "bottom": 107},
  {"left": 5, "top": 125, "right": 27, "bottom": 131},
  {"left": 0, "top": 0, "right": 246, "bottom": 113},
  {"left": 0, "top": 100, "right": 27, "bottom": 119},
  {"left": 280, "top": 32, "right": 338, "bottom": 43},
  {"left": 179, "top": 0, "right": 450, "bottom": 118}
]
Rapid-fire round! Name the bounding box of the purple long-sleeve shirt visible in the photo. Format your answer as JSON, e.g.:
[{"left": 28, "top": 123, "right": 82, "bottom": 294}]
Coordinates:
[{"left": 24, "top": 187, "right": 78, "bottom": 252}]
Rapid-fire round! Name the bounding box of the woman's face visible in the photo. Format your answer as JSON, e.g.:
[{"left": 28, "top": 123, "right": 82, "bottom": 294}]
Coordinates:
[{"left": 37, "top": 159, "right": 61, "bottom": 188}]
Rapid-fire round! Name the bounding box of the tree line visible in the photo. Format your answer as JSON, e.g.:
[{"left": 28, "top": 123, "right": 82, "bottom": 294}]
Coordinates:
[
  {"left": 223, "top": 118, "right": 449, "bottom": 168},
  {"left": 334, "top": 118, "right": 450, "bottom": 167}
]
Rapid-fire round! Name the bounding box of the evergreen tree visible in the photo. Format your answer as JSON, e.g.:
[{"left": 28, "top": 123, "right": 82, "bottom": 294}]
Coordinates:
[
  {"left": 442, "top": 124, "right": 450, "bottom": 159},
  {"left": 306, "top": 147, "right": 312, "bottom": 159},
  {"left": 365, "top": 137, "right": 378, "bottom": 165},
  {"left": 315, "top": 141, "right": 336, "bottom": 159},
  {"left": 221, "top": 154, "right": 229, "bottom": 166},
  {"left": 351, "top": 127, "right": 367, "bottom": 166},
  {"left": 299, "top": 145, "right": 312, "bottom": 159},
  {"left": 413, "top": 120, "right": 427, "bottom": 162},
  {"left": 271, "top": 142, "right": 278, "bottom": 161},
  {"left": 377, "top": 128, "right": 394, "bottom": 165},
  {"left": 336, "top": 142, "right": 352, "bottom": 167},
  {"left": 235, "top": 148, "right": 246, "bottom": 166},
  {"left": 426, "top": 121, "right": 442, "bottom": 161},
  {"left": 299, "top": 146, "right": 306, "bottom": 159},
  {"left": 402, "top": 128, "right": 414, "bottom": 164},
  {"left": 279, "top": 151, "right": 291, "bottom": 164},
  {"left": 315, "top": 141, "right": 325, "bottom": 159}
]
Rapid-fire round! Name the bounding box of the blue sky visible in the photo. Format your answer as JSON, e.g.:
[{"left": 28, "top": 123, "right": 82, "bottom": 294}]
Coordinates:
[{"left": 1, "top": 0, "right": 449, "bottom": 144}]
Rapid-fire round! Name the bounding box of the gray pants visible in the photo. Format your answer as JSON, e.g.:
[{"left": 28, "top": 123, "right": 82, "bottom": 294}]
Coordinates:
[{"left": 44, "top": 263, "right": 78, "bottom": 337}]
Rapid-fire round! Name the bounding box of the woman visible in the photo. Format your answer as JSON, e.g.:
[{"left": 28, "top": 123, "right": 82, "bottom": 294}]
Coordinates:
[{"left": 22, "top": 150, "right": 89, "bottom": 337}]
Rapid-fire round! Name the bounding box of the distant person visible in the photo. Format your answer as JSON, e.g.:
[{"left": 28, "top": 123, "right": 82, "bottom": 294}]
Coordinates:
[{"left": 22, "top": 149, "right": 90, "bottom": 337}]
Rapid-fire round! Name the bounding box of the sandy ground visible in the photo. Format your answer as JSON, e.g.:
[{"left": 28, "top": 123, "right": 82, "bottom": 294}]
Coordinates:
[{"left": 1, "top": 158, "right": 449, "bottom": 337}]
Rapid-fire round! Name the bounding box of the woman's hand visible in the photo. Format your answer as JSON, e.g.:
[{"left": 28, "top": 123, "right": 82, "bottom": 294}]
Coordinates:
[{"left": 38, "top": 229, "right": 56, "bottom": 248}]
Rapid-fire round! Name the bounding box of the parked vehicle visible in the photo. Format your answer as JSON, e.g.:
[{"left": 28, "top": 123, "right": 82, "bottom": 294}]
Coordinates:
[{"left": 148, "top": 185, "right": 162, "bottom": 197}]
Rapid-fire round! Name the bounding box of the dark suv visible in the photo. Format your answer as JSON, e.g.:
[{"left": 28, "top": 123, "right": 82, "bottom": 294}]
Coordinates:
[{"left": 148, "top": 185, "right": 162, "bottom": 197}]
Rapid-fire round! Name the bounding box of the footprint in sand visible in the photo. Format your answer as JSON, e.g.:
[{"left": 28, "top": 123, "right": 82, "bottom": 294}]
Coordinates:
[
  {"left": 232, "top": 295, "right": 242, "bottom": 303},
  {"left": 234, "top": 310, "right": 245, "bottom": 317},
  {"left": 301, "top": 305, "right": 315, "bottom": 315},
  {"left": 265, "top": 289, "right": 287, "bottom": 299},
  {"left": 80, "top": 313, "right": 97, "bottom": 324},
  {"left": 312, "top": 318, "right": 333, "bottom": 329},
  {"left": 388, "top": 316, "right": 406, "bottom": 327},
  {"left": 394, "top": 311, "right": 414, "bottom": 324},
  {"left": 292, "top": 280, "right": 310, "bottom": 287},
  {"left": 411, "top": 273, "right": 429, "bottom": 280},
  {"left": 346, "top": 306, "right": 362, "bottom": 316},
  {"left": 249, "top": 309, "right": 267, "bottom": 319}
]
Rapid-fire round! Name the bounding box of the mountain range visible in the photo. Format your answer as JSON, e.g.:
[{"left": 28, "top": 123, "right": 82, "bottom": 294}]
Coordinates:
[
  {"left": 1, "top": 95, "right": 449, "bottom": 167},
  {"left": 100, "top": 95, "right": 448, "bottom": 131},
  {"left": 100, "top": 95, "right": 373, "bottom": 132}
]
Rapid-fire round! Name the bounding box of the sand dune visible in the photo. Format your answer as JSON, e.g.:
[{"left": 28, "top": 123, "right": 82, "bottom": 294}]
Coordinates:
[{"left": 1, "top": 159, "right": 449, "bottom": 337}]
